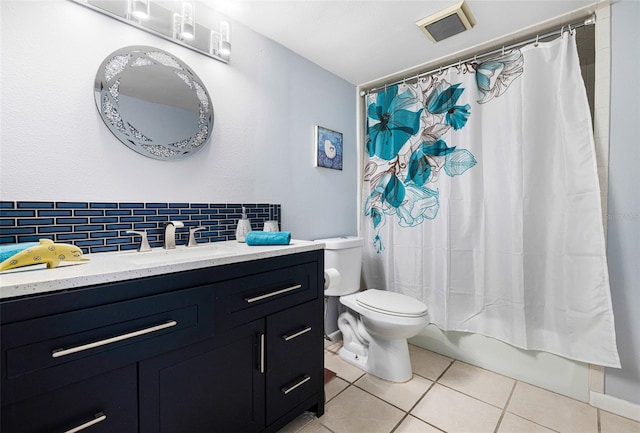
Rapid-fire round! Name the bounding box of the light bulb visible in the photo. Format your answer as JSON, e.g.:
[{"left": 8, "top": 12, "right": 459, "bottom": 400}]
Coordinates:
[
  {"left": 131, "top": 0, "right": 149, "bottom": 20},
  {"left": 180, "top": 2, "right": 195, "bottom": 40},
  {"left": 220, "top": 41, "right": 231, "bottom": 57}
]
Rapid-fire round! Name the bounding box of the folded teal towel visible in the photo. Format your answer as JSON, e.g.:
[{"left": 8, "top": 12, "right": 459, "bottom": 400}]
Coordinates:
[
  {"left": 0, "top": 242, "right": 39, "bottom": 262},
  {"left": 245, "top": 231, "right": 291, "bottom": 246}
]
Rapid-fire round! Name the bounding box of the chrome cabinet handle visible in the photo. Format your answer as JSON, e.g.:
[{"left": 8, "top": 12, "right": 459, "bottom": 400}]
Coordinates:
[
  {"left": 259, "top": 333, "right": 265, "bottom": 374},
  {"left": 281, "top": 375, "right": 311, "bottom": 395},
  {"left": 244, "top": 284, "right": 302, "bottom": 303},
  {"left": 282, "top": 326, "right": 312, "bottom": 341},
  {"left": 52, "top": 320, "right": 178, "bottom": 358},
  {"left": 63, "top": 412, "right": 106, "bottom": 433}
]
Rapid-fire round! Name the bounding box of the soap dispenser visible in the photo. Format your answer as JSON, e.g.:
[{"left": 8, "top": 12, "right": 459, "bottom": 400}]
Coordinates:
[{"left": 235, "top": 207, "right": 251, "bottom": 242}]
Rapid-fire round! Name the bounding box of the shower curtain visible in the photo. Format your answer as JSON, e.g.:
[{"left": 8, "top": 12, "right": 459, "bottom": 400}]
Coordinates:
[{"left": 362, "top": 33, "right": 620, "bottom": 367}]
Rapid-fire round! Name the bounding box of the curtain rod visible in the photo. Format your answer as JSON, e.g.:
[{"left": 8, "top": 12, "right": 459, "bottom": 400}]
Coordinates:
[{"left": 363, "top": 14, "right": 596, "bottom": 96}]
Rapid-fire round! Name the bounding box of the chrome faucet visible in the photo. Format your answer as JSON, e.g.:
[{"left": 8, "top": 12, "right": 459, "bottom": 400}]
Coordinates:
[
  {"left": 188, "top": 226, "right": 205, "bottom": 247},
  {"left": 126, "top": 230, "right": 151, "bottom": 252},
  {"left": 164, "top": 221, "right": 184, "bottom": 249}
]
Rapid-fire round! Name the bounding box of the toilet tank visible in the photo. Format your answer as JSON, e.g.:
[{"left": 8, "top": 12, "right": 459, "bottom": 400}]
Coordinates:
[{"left": 314, "top": 236, "right": 364, "bottom": 296}]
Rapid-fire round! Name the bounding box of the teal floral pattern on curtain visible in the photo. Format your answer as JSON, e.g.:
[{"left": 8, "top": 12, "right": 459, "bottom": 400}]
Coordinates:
[{"left": 364, "top": 50, "right": 524, "bottom": 253}]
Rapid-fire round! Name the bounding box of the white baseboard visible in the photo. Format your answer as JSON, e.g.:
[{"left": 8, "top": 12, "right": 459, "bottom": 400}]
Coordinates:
[{"left": 590, "top": 391, "right": 640, "bottom": 422}]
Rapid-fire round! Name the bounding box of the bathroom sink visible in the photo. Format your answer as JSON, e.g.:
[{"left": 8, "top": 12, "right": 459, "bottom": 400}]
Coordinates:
[{"left": 118, "top": 244, "right": 235, "bottom": 265}]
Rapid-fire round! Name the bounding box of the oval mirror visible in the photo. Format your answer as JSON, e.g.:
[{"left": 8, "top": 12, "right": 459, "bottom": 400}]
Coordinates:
[{"left": 94, "top": 46, "right": 213, "bottom": 160}]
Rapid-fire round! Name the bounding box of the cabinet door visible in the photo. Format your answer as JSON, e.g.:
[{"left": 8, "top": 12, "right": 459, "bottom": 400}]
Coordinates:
[
  {"left": 139, "top": 319, "right": 265, "bottom": 433},
  {"left": 266, "top": 300, "right": 324, "bottom": 425},
  {"left": 1, "top": 364, "right": 137, "bottom": 433},
  {"left": 2, "top": 284, "right": 213, "bottom": 405}
]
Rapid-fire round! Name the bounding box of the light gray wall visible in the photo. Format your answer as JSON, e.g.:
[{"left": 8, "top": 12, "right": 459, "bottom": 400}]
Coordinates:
[
  {"left": 0, "top": 0, "right": 357, "bottom": 241},
  {"left": 605, "top": 0, "right": 640, "bottom": 405}
]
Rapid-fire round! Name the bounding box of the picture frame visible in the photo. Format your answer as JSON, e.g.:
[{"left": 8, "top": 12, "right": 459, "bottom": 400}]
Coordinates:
[{"left": 315, "top": 125, "right": 343, "bottom": 170}]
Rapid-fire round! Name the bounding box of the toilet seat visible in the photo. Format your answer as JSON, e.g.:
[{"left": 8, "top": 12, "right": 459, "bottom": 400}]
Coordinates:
[{"left": 355, "top": 289, "right": 428, "bottom": 318}]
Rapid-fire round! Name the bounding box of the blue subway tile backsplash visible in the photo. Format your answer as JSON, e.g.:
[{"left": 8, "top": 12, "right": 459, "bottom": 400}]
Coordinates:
[{"left": 0, "top": 201, "right": 281, "bottom": 254}]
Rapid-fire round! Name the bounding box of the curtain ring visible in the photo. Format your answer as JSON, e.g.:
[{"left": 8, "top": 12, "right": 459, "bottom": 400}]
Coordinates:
[
  {"left": 501, "top": 46, "right": 505, "bottom": 55},
  {"left": 474, "top": 55, "right": 478, "bottom": 63},
  {"left": 458, "top": 59, "right": 461, "bottom": 69},
  {"left": 535, "top": 34, "right": 539, "bottom": 47}
]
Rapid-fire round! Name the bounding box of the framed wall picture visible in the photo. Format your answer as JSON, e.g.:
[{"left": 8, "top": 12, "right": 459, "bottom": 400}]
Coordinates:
[{"left": 315, "top": 125, "right": 343, "bottom": 170}]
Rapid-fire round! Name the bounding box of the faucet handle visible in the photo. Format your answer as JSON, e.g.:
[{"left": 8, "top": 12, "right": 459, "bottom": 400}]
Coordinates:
[
  {"left": 188, "top": 227, "right": 205, "bottom": 247},
  {"left": 126, "top": 230, "right": 151, "bottom": 252}
]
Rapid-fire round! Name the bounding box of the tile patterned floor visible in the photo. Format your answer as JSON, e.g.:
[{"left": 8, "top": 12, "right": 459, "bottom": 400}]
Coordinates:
[{"left": 278, "top": 341, "right": 640, "bottom": 433}]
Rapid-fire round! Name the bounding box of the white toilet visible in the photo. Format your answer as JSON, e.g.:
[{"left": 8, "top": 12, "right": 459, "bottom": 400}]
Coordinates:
[{"left": 316, "top": 236, "right": 430, "bottom": 382}]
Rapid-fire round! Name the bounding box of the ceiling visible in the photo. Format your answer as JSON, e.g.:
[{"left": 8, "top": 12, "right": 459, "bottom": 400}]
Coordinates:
[{"left": 205, "top": 0, "right": 604, "bottom": 86}]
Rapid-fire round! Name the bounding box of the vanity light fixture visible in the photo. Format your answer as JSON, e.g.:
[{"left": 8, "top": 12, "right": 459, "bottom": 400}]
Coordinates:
[
  {"left": 70, "top": 0, "right": 231, "bottom": 63},
  {"left": 416, "top": 0, "right": 475, "bottom": 43},
  {"left": 131, "top": 0, "right": 150, "bottom": 20},
  {"left": 180, "top": 1, "right": 195, "bottom": 40}
]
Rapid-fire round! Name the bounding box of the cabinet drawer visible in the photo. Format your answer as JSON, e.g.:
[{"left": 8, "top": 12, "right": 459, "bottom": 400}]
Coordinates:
[
  {"left": 2, "top": 284, "right": 214, "bottom": 403},
  {"left": 1, "top": 364, "right": 138, "bottom": 433},
  {"left": 266, "top": 301, "right": 323, "bottom": 425},
  {"left": 215, "top": 262, "right": 319, "bottom": 329}
]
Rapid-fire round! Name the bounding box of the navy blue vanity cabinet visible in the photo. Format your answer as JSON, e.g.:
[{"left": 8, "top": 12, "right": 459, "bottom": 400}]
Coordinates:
[
  {"left": 140, "top": 252, "right": 326, "bottom": 433},
  {"left": 139, "top": 318, "right": 266, "bottom": 433},
  {"left": 1, "top": 365, "right": 138, "bottom": 433},
  {"left": 266, "top": 300, "right": 324, "bottom": 426},
  {"left": 0, "top": 249, "right": 325, "bottom": 433}
]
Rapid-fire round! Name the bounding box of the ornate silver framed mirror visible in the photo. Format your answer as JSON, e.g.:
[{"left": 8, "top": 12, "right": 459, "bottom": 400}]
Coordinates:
[{"left": 94, "top": 46, "right": 213, "bottom": 160}]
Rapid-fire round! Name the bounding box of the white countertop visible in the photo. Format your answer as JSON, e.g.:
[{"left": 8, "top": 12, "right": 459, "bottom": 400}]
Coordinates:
[{"left": 0, "top": 240, "right": 324, "bottom": 300}]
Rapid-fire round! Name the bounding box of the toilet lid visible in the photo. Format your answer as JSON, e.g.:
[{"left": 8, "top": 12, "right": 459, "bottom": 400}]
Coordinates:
[{"left": 355, "top": 290, "right": 428, "bottom": 317}]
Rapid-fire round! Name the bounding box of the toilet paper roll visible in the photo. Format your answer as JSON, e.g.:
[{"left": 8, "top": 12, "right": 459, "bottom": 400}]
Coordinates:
[{"left": 324, "top": 268, "right": 341, "bottom": 291}]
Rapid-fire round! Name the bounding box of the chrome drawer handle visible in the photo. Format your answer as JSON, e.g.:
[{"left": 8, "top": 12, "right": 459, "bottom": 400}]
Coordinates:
[
  {"left": 63, "top": 412, "right": 106, "bottom": 433},
  {"left": 244, "top": 284, "right": 302, "bottom": 303},
  {"left": 259, "top": 333, "right": 265, "bottom": 374},
  {"left": 281, "top": 375, "right": 311, "bottom": 395},
  {"left": 52, "top": 320, "right": 178, "bottom": 358},
  {"left": 282, "top": 326, "right": 312, "bottom": 341}
]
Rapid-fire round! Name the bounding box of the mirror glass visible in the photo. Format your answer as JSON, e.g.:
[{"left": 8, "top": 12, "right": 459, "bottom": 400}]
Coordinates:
[{"left": 94, "top": 46, "right": 214, "bottom": 160}]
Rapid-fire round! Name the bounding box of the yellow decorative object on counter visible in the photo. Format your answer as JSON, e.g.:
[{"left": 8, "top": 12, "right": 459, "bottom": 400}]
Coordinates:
[{"left": 0, "top": 239, "right": 89, "bottom": 271}]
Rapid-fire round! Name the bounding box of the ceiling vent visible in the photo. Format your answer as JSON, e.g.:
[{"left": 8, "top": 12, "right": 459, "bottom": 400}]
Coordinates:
[{"left": 416, "top": 0, "right": 476, "bottom": 43}]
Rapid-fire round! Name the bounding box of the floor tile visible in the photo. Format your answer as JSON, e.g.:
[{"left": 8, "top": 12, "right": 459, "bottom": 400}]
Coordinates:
[
  {"left": 324, "top": 350, "right": 366, "bottom": 383},
  {"left": 394, "top": 415, "right": 444, "bottom": 433},
  {"left": 497, "top": 413, "right": 556, "bottom": 433},
  {"left": 355, "top": 373, "right": 433, "bottom": 412},
  {"left": 600, "top": 410, "right": 640, "bottom": 433},
  {"left": 277, "top": 412, "right": 317, "bottom": 433},
  {"left": 411, "top": 383, "right": 502, "bottom": 433},
  {"left": 319, "top": 385, "right": 405, "bottom": 433},
  {"left": 439, "top": 361, "right": 515, "bottom": 408},
  {"left": 324, "top": 339, "right": 341, "bottom": 353},
  {"left": 325, "top": 376, "right": 349, "bottom": 402},
  {"left": 297, "top": 419, "right": 334, "bottom": 433},
  {"left": 507, "top": 382, "right": 597, "bottom": 433},
  {"left": 409, "top": 344, "right": 454, "bottom": 381}
]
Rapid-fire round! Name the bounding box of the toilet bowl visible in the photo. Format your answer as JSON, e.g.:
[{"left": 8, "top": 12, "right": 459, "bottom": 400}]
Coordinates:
[
  {"left": 338, "top": 289, "right": 429, "bottom": 382},
  {"left": 316, "top": 236, "right": 430, "bottom": 383}
]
